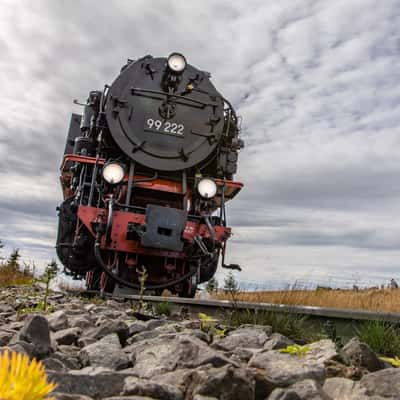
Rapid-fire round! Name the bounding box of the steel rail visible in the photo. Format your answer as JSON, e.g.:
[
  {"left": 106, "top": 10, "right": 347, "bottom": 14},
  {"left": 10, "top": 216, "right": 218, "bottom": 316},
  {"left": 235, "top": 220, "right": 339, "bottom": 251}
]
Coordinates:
[{"left": 81, "top": 291, "right": 400, "bottom": 324}]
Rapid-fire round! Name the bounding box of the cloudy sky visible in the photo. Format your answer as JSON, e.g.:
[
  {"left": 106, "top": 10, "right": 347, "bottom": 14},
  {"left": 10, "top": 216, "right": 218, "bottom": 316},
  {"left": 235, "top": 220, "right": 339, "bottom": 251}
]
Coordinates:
[{"left": 1, "top": 0, "right": 400, "bottom": 288}]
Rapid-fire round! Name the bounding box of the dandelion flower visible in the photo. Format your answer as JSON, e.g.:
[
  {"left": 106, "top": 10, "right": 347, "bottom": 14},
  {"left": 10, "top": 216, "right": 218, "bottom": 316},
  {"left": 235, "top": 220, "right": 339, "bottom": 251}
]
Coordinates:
[{"left": 0, "top": 349, "right": 57, "bottom": 400}]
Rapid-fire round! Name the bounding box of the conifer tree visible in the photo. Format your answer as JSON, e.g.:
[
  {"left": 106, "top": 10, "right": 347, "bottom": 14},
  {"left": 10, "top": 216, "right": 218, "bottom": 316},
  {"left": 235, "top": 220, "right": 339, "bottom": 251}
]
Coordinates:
[
  {"left": 7, "top": 249, "right": 21, "bottom": 269},
  {"left": 206, "top": 277, "right": 219, "bottom": 294}
]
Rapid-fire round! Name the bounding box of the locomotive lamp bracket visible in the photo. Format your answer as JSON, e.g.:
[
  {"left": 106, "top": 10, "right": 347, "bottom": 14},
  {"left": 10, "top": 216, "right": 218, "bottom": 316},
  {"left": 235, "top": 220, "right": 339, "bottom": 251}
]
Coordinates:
[
  {"left": 222, "top": 262, "right": 242, "bottom": 271},
  {"left": 73, "top": 99, "right": 86, "bottom": 106},
  {"left": 221, "top": 241, "right": 242, "bottom": 271},
  {"left": 162, "top": 53, "right": 187, "bottom": 92}
]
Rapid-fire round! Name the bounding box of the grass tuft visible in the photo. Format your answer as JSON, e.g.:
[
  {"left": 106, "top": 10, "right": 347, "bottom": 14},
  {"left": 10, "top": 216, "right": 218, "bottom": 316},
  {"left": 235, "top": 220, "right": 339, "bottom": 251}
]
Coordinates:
[
  {"left": 224, "top": 309, "right": 323, "bottom": 342},
  {"left": 356, "top": 320, "right": 400, "bottom": 357},
  {"left": 154, "top": 301, "right": 172, "bottom": 316}
]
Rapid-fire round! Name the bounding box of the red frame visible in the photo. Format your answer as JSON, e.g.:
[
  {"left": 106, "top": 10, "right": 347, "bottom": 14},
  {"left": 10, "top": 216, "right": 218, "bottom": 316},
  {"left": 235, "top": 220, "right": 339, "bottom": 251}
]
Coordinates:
[
  {"left": 78, "top": 205, "right": 231, "bottom": 258},
  {"left": 60, "top": 153, "right": 242, "bottom": 260},
  {"left": 60, "top": 154, "right": 243, "bottom": 201}
]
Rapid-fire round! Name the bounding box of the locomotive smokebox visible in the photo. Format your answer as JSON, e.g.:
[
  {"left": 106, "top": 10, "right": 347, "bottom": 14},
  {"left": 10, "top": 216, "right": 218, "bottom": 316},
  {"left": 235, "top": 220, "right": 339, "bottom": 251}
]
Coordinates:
[{"left": 105, "top": 55, "right": 225, "bottom": 171}]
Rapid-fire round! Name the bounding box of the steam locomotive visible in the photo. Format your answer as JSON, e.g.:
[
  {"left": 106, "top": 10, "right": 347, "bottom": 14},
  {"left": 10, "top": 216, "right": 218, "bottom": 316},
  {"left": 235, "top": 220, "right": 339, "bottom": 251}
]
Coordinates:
[{"left": 56, "top": 53, "right": 243, "bottom": 297}]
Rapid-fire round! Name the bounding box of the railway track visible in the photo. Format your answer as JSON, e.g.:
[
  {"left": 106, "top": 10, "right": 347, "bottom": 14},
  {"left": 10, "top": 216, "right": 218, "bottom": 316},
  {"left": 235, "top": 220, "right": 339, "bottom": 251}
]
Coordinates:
[{"left": 78, "top": 290, "right": 400, "bottom": 341}]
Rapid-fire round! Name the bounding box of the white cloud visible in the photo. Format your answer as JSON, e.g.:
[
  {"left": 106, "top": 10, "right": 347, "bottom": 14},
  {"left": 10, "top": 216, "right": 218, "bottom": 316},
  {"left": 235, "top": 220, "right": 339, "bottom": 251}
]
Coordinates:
[{"left": 1, "top": 0, "right": 400, "bottom": 287}]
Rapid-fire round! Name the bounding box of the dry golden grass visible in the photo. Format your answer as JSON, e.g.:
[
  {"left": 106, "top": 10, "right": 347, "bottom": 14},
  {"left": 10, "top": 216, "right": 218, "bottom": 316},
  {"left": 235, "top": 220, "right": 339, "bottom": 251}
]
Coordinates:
[
  {"left": 0, "top": 262, "right": 34, "bottom": 286},
  {"left": 214, "top": 288, "right": 400, "bottom": 313}
]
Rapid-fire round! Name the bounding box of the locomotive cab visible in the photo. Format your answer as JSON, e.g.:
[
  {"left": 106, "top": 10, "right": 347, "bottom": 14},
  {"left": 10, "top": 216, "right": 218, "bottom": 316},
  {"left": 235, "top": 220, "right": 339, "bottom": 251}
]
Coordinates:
[{"left": 56, "top": 53, "right": 244, "bottom": 297}]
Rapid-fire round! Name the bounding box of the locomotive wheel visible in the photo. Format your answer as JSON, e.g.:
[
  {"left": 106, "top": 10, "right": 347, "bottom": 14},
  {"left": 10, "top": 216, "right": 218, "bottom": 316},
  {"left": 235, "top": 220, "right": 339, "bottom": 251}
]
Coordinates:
[
  {"left": 199, "top": 251, "right": 219, "bottom": 283},
  {"left": 179, "top": 280, "right": 197, "bottom": 298}
]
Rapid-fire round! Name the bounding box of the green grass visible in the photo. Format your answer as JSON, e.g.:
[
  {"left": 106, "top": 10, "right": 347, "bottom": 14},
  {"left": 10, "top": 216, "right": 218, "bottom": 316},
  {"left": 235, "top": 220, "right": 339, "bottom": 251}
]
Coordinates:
[
  {"left": 18, "top": 302, "right": 55, "bottom": 315},
  {"left": 224, "top": 309, "right": 324, "bottom": 343},
  {"left": 154, "top": 301, "right": 172, "bottom": 316},
  {"left": 356, "top": 320, "right": 400, "bottom": 357}
]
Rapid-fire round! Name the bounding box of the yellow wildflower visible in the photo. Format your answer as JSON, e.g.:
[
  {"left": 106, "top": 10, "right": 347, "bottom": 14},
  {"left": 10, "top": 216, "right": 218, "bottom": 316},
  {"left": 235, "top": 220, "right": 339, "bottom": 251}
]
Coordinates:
[
  {"left": 0, "top": 349, "right": 57, "bottom": 400},
  {"left": 279, "top": 344, "right": 311, "bottom": 357}
]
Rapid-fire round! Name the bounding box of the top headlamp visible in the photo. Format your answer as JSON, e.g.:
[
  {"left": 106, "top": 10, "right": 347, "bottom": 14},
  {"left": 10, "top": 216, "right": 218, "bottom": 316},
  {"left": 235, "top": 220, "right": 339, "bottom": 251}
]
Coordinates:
[{"left": 167, "top": 53, "right": 187, "bottom": 73}]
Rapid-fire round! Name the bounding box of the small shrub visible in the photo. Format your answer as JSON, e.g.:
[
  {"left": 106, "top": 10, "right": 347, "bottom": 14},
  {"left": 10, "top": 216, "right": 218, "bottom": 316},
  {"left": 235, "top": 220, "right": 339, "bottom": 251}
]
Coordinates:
[
  {"left": 224, "top": 272, "right": 239, "bottom": 306},
  {"left": 154, "top": 301, "right": 172, "bottom": 316},
  {"left": 206, "top": 277, "right": 219, "bottom": 294},
  {"left": 356, "top": 321, "right": 400, "bottom": 356},
  {"left": 40, "top": 260, "right": 58, "bottom": 312},
  {"left": 136, "top": 266, "right": 148, "bottom": 313},
  {"left": 0, "top": 349, "right": 56, "bottom": 399},
  {"left": 279, "top": 344, "right": 311, "bottom": 357}
]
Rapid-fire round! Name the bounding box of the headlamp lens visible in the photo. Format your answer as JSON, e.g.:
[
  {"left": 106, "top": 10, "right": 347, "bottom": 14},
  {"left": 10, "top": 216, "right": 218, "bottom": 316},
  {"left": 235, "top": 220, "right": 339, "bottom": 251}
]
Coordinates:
[
  {"left": 197, "top": 178, "right": 217, "bottom": 199},
  {"left": 102, "top": 163, "right": 125, "bottom": 184},
  {"left": 167, "top": 53, "right": 186, "bottom": 73}
]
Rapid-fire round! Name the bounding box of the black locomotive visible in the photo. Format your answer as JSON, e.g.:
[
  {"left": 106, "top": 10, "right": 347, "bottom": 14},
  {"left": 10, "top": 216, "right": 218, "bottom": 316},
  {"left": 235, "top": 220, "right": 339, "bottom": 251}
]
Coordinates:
[{"left": 56, "top": 53, "right": 243, "bottom": 297}]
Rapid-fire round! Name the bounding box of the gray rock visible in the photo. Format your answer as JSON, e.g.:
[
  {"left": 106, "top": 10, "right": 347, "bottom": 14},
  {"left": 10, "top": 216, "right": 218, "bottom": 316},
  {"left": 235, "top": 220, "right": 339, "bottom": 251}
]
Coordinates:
[
  {"left": 9, "top": 339, "right": 36, "bottom": 356},
  {"left": 42, "top": 357, "right": 67, "bottom": 371},
  {"left": 0, "top": 303, "right": 15, "bottom": 313},
  {"left": 54, "top": 394, "right": 94, "bottom": 400},
  {"left": 250, "top": 369, "right": 279, "bottom": 400},
  {"left": 180, "top": 320, "right": 201, "bottom": 330},
  {"left": 8, "top": 321, "right": 25, "bottom": 330},
  {"left": 48, "top": 368, "right": 132, "bottom": 398},
  {"left": 212, "top": 325, "right": 271, "bottom": 351},
  {"left": 57, "top": 344, "right": 81, "bottom": 356},
  {"left": 264, "top": 333, "right": 294, "bottom": 351},
  {"left": 342, "top": 337, "right": 384, "bottom": 372},
  {"left": 187, "top": 365, "right": 255, "bottom": 400},
  {"left": 65, "top": 308, "right": 87, "bottom": 316},
  {"left": 47, "top": 310, "right": 69, "bottom": 331},
  {"left": 53, "top": 327, "right": 82, "bottom": 345},
  {"left": 84, "top": 319, "right": 129, "bottom": 344},
  {"left": 249, "top": 340, "right": 337, "bottom": 386},
  {"left": 359, "top": 368, "right": 400, "bottom": 398},
  {"left": 51, "top": 351, "right": 81, "bottom": 369},
  {"left": 185, "top": 329, "right": 211, "bottom": 344},
  {"left": 15, "top": 314, "right": 52, "bottom": 358},
  {"left": 127, "top": 324, "right": 179, "bottom": 344},
  {"left": 146, "top": 318, "right": 171, "bottom": 330},
  {"left": 103, "top": 397, "right": 157, "bottom": 400},
  {"left": 151, "top": 367, "right": 196, "bottom": 394},
  {"left": 77, "top": 337, "right": 97, "bottom": 348},
  {"left": 123, "top": 376, "right": 183, "bottom": 400},
  {"left": 0, "top": 343, "right": 29, "bottom": 356},
  {"left": 70, "top": 316, "right": 95, "bottom": 329},
  {"left": 127, "top": 321, "right": 148, "bottom": 336},
  {"left": 268, "top": 379, "right": 330, "bottom": 400},
  {"left": 127, "top": 335, "right": 233, "bottom": 379},
  {"left": 0, "top": 330, "right": 15, "bottom": 346},
  {"left": 79, "top": 333, "right": 130, "bottom": 370},
  {"left": 229, "top": 347, "right": 255, "bottom": 363},
  {"left": 323, "top": 377, "right": 360, "bottom": 399},
  {"left": 84, "top": 304, "right": 97, "bottom": 312}
]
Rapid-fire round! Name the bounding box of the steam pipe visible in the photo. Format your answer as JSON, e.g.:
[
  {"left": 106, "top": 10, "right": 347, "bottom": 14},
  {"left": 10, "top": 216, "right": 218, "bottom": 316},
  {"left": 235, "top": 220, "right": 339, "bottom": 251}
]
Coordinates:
[{"left": 94, "top": 232, "right": 197, "bottom": 290}]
